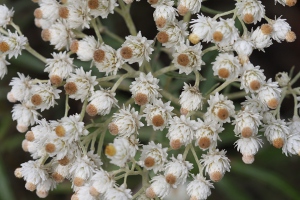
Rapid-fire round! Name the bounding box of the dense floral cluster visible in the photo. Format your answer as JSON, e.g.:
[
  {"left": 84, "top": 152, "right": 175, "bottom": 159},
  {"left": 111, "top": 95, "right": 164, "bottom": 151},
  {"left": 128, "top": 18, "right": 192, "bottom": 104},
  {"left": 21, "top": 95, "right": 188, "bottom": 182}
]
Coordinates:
[{"left": 0, "top": 0, "right": 299, "bottom": 199}]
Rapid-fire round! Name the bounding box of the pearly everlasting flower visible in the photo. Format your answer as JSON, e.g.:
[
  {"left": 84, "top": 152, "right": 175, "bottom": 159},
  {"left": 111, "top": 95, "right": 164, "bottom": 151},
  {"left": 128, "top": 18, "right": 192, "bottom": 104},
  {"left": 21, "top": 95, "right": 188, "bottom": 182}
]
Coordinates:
[
  {"left": 167, "top": 115, "right": 198, "bottom": 149},
  {"left": 93, "top": 43, "right": 124, "bottom": 75},
  {"left": 172, "top": 42, "right": 204, "bottom": 75},
  {"left": 212, "top": 53, "right": 241, "bottom": 80},
  {"left": 211, "top": 18, "right": 239, "bottom": 46},
  {"left": 288, "top": 116, "right": 300, "bottom": 134},
  {"left": 275, "top": 0, "right": 297, "bottom": 6},
  {"left": 275, "top": 72, "right": 290, "bottom": 87},
  {"left": 71, "top": 36, "right": 98, "bottom": 61},
  {"left": 179, "top": 83, "right": 204, "bottom": 114},
  {"left": 0, "top": 5, "right": 14, "bottom": 27},
  {"left": 88, "top": 0, "right": 118, "bottom": 18},
  {"left": 240, "top": 62, "right": 266, "bottom": 93},
  {"left": 86, "top": 88, "right": 118, "bottom": 116},
  {"left": 283, "top": 131, "right": 300, "bottom": 156},
  {"left": 200, "top": 149, "right": 231, "bottom": 182},
  {"left": 262, "top": 118, "right": 289, "bottom": 149},
  {"left": 146, "top": 175, "right": 171, "bottom": 199},
  {"left": 187, "top": 174, "right": 214, "bottom": 200},
  {"left": 250, "top": 26, "right": 272, "bottom": 51},
  {"left": 42, "top": 20, "right": 74, "bottom": 50},
  {"left": 51, "top": 114, "right": 88, "bottom": 143},
  {"left": 189, "top": 14, "right": 216, "bottom": 44},
  {"left": 205, "top": 92, "right": 235, "bottom": 124},
  {"left": 164, "top": 154, "right": 193, "bottom": 187},
  {"left": 235, "top": 0, "right": 265, "bottom": 24},
  {"left": 37, "top": 0, "right": 60, "bottom": 23},
  {"left": 12, "top": 103, "right": 40, "bottom": 133},
  {"left": 129, "top": 72, "right": 161, "bottom": 105},
  {"left": 30, "top": 81, "right": 61, "bottom": 111},
  {"left": 0, "top": 30, "right": 28, "bottom": 59},
  {"left": 270, "top": 17, "right": 292, "bottom": 42},
  {"left": 235, "top": 135, "right": 263, "bottom": 164},
  {"left": 35, "top": 178, "right": 56, "bottom": 198},
  {"left": 233, "top": 110, "right": 262, "bottom": 138},
  {"left": 153, "top": 2, "right": 177, "bottom": 28},
  {"left": 177, "top": 0, "right": 202, "bottom": 16},
  {"left": 233, "top": 33, "right": 254, "bottom": 65},
  {"left": 8, "top": 73, "right": 32, "bottom": 102},
  {"left": 104, "top": 184, "right": 132, "bottom": 200},
  {"left": 76, "top": 184, "right": 97, "bottom": 200},
  {"left": 139, "top": 141, "right": 168, "bottom": 173},
  {"left": 119, "top": 31, "right": 154, "bottom": 66},
  {"left": 195, "top": 118, "right": 223, "bottom": 150},
  {"left": 143, "top": 99, "right": 174, "bottom": 131},
  {"left": 156, "top": 20, "right": 188, "bottom": 48},
  {"left": 241, "top": 94, "right": 268, "bottom": 114},
  {"left": 45, "top": 51, "right": 74, "bottom": 85},
  {"left": 257, "top": 79, "right": 281, "bottom": 109},
  {"left": 0, "top": 54, "right": 9, "bottom": 79},
  {"left": 108, "top": 104, "right": 143, "bottom": 136},
  {"left": 90, "top": 169, "right": 115, "bottom": 196},
  {"left": 66, "top": 0, "right": 91, "bottom": 29},
  {"left": 64, "top": 67, "right": 98, "bottom": 102},
  {"left": 105, "top": 137, "right": 132, "bottom": 167}
]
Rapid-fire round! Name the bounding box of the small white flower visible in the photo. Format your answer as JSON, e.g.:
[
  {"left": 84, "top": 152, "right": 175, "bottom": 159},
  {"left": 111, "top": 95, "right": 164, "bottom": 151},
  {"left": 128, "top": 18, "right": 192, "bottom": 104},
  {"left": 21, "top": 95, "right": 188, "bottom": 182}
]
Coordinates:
[
  {"left": 105, "top": 184, "right": 132, "bottom": 200},
  {"left": 119, "top": 31, "right": 154, "bottom": 66},
  {"left": 167, "top": 115, "right": 198, "bottom": 149},
  {"left": 0, "top": 30, "right": 28, "bottom": 59},
  {"left": 241, "top": 94, "right": 269, "bottom": 114},
  {"left": 64, "top": 67, "right": 98, "bottom": 102},
  {"left": 86, "top": 88, "right": 118, "bottom": 116},
  {"left": 88, "top": 0, "right": 118, "bottom": 18},
  {"left": 143, "top": 99, "right": 174, "bottom": 131},
  {"left": 186, "top": 174, "right": 214, "bottom": 200},
  {"left": 270, "top": 17, "right": 291, "bottom": 42},
  {"left": 179, "top": 83, "right": 204, "bottom": 114},
  {"left": 205, "top": 92, "right": 235, "bottom": 124},
  {"left": 76, "top": 184, "right": 97, "bottom": 200},
  {"left": 200, "top": 149, "right": 231, "bottom": 182},
  {"left": 212, "top": 53, "right": 241, "bottom": 80},
  {"left": 153, "top": 2, "right": 177, "bottom": 28},
  {"left": 164, "top": 154, "right": 193, "bottom": 187},
  {"left": 177, "top": 0, "right": 202, "bottom": 15},
  {"left": 71, "top": 36, "right": 98, "bottom": 61},
  {"left": 275, "top": 0, "right": 297, "bottom": 6},
  {"left": 37, "top": 0, "right": 60, "bottom": 23},
  {"left": 240, "top": 62, "right": 266, "bottom": 93},
  {"left": 233, "top": 110, "right": 262, "bottom": 138},
  {"left": 233, "top": 33, "right": 254, "bottom": 65},
  {"left": 129, "top": 72, "right": 161, "bottom": 105},
  {"left": 211, "top": 18, "right": 239, "bottom": 46},
  {"left": 250, "top": 26, "right": 272, "bottom": 51},
  {"left": 139, "top": 141, "right": 168, "bottom": 173},
  {"left": 0, "top": 5, "right": 14, "bottom": 27},
  {"left": 90, "top": 169, "right": 115, "bottom": 195},
  {"left": 257, "top": 79, "right": 281, "bottom": 109},
  {"left": 105, "top": 137, "right": 132, "bottom": 167},
  {"left": 67, "top": 0, "right": 91, "bottom": 29},
  {"left": 36, "top": 178, "right": 56, "bottom": 198},
  {"left": 189, "top": 14, "right": 216, "bottom": 44},
  {"left": 146, "top": 175, "right": 171, "bottom": 199},
  {"left": 45, "top": 51, "right": 74, "bottom": 85},
  {"left": 157, "top": 20, "right": 188, "bottom": 48},
  {"left": 8, "top": 73, "right": 32, "bottom": 102},
  {"left": 275, "top": 72, "right": 290, "bottom": 87},
  {"left": 235, "top": 0, "right": 265, "bottom": 24},
  {"left": 0, "top": 54, "right": 9, "bottom": 79},
  {"left": 283, "top": 133, "right": 300, "bottom": 156},
  {"left": 172, "top": 42, "right": 204, "bottom": 75},
  {"left": 234, "top": 135, "right": 263, "bottom": 164}
]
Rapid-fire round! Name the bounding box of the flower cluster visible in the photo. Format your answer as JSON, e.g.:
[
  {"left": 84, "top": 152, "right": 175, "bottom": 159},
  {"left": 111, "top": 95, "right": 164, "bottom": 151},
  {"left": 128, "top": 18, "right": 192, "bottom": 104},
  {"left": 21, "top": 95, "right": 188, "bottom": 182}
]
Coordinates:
[{"left": 1, "top": 0, "right": 299, "bottom": 199}]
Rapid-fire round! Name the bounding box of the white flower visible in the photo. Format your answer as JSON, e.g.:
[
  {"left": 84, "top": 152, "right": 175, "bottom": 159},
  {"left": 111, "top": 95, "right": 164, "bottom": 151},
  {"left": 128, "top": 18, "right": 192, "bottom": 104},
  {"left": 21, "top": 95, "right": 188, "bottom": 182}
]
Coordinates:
[
  {"left": 86, "top": 88, "right": 118, "bottom": 116},
  {"left": 275, "top": 72, "right": 290, "bottom": 87},
  {"left": 172, "top": 42, "right": 204, "bottom": 75},
  {"left": 194, "top": 118, "right": 223, "bottom": 150},
  {"left": 105, "top": 137, "right": 132, "bottom": 167},
  {"left": 240, "top": 62, "right": 266, "bottom": 93},
  {"left": 257, "top": 79, "right": 281, "bottom": 109},
  {"left": 288, "top": 116, "right": 300, "bottom": 134},
  {"left": 12, "top": 103, "right": 40, "bottom": 133},
  {"left": 262, "top": 118, "right": 289, "bottom": 149},
  {"left": 64, "top": 67, "right": 98, "bottom": 102},
  {"left": 189, "top": 14, "right": 216, "bottom": 44},
  {"left": 129, "top": 72, "right": 161, "bottom": 105},
  {"left": 157, "top": 20, "right": 188, "bottom": 48},
  {"left": 71, "top": 36, "right": 98, "bottom": 61},
  {"left": 37, "top": 0, "right": 60, "bottom": 23},
  {"left": 283, "top": 133, "right": 300, "bottom": 156},
  {"left": 0, "top": 5, "right": 14, "bottom": 27},
  {"left": 76, "top": 184, "right": 97, "bottom": 200},
  {"left": 30, "top": 81, "right": 61, "bottom": 111},
  {"left": 153, "top": 3, "right": 177, "bottom": 28},
  {"left": 179, "top": 83, "right": 204, "bottom": 114},
  {"left": 88, "top": 0, "right": 118, "bottom": 18},
  {"left": 250, "top": 26, "right": 272, "bottom": 51},
  {"left": 45, "top": 51, "right": 74, "bottom": 85},
  {"left": 8, "top": 73, "right": 32, "bottom": 102},
  {"left": 270, "top": 17, "right": 291, "bottom": 42},
  {"left": 167, "top": 115, "right": 198, "bottom": 149},
  {"left": 36, "top": 178, "right": 56, "bottom": 198},
  {"left": 164, "top": 154, "right": 193, "bottom": 187},
  {"left": 187, "top": 174, "right": 214, "bottom": 200},
  {"left": 177, "top": 0, "right": 202, "bottom": 15},
  {"left": 233, "top": 110, "right": 262, "bottom": 138},
  {"left": 233, "top": 33, "right": 254, "bottom": 65},
  {"left": 205, "top": 92, "right": 235, "bottom": 124},
  {"left": 212, "top": 18, "right": 239, "bottom": 46},
  {"left": 146, "top": 175, "right": 171, "bottom": 199},
  {"left": 119, "top": 31, "right": 154, "bottom": 66},
  {"left": 104, "top": 184, "right": 132, "bottom": 200},
  {"left": 108, "top": 104, "right": 143, "bottom": 136},
  {"left": 235, "top": 0, "right": 265, "bottom": 24},
  {"left": 67, "top": 0, "right": 91, "bottom": 29},
  {"left": 143, "top": 99, "right": 174, "bottom": 131},
  {"left": 212, "top": 53, "right": 241, "bottom": 80},
  {"left": 0, "top": 54, "right": 9, "bottom": 79},
  {"left": 90, "top": 169, "right": 115, "bottom": 195},
  {"left": 94, "top": 43, "right": 124, "bottom": 76},
  {"left": 234, "top": 135, "right": 263, "bottom": 164},
  {"left": 0, "top": 30, "right": 27, "bottom": 59},
  {"left": 241, "top": 94, "right": 268, "bottom": 114},
  {"left": 275, "top": 0, "right": 297, "bottom": 6},
  {"left": 200, "top": 149, "right": 231, "bottom": 182},
  {"left": 139, "top": 141, "right": 168, "bottom": 173}
]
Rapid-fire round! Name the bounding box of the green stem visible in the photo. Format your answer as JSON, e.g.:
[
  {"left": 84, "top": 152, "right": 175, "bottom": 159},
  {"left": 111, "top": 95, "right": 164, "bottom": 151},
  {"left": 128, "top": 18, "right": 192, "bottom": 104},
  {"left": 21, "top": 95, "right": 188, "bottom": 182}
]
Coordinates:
[
  {"left": 111, "top": 73, "right": 130, "bottom": 92},
  {"left": 160, "top": 90, "right": 180, "bottom": 106},
  {"left": 275, "top": 87, "right": 287, "bottom": 119},
  {"left": 201, "top": 45, "right": 218, "bottom": 56},
  {"left": 10, "top": 21, "right": 22, "bottom": 35},
  {"left": 25, "top": 44, "right": 47, "bottom": 63},
  {"left": 290, "top": 71, "right": 300, "bottom": 86},
  {"left": 91, "top": 18, "right": 103, "bottom": 42},
  {"left": 64, "top": 95, "right": 70, "bottom": 117},
  {"left": 209, "top": 79, "right": 238, "bottom": 96},
  {"left": 79, "top": 99, "right": 88, "bottom": 121},
  {"left": 200, "top": 6, "right": 223, "bottom": 15},
  {"left": 190, "top": 145, "right": 203, "bottom": 174},
  {"left": 123, "top": 63, "right": 137, "bottom": 74},
  {"left": 183, "top": 11, "right": 191, "bottom": 23},
  {"left": 153, "top": 65, "right": 177, "bottom": 77},
  {"left": 182, "top": 144, "right": 191, "bottom": 160},
  {"left": 97, "top": 129, "right": 107, "bottom": 156},
  {"left": 117, "top": 0, "right": 137, "bottom": 36},
  {"left": 194, "top": 69, "right": 200, "bottom": 88},
  {"left": 213, "top": 9, "right": 235, "bottom": 20},
  {"left": 97, "top": 75, "right": 121, "bottom": 83}
]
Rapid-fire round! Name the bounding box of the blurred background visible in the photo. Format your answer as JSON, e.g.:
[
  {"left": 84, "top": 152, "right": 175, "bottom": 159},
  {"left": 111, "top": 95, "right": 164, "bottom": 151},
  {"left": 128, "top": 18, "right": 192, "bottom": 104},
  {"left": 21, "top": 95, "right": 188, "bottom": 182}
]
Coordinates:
[{"left": 0, "top": 0, "right": 300, "bottom": 200}]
